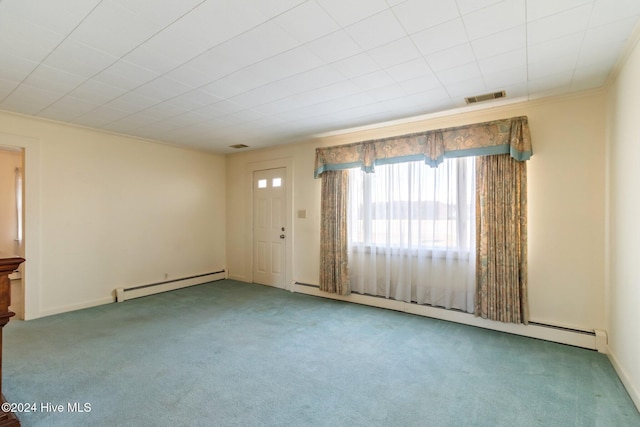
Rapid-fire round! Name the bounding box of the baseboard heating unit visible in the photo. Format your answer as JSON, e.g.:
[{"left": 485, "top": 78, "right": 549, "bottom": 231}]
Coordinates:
[
  {"left": 115, "top": 270, "right": 226, "bottom": 302},
  {"left": 292, "top": 282, "right": 608, "bottom": 353}
]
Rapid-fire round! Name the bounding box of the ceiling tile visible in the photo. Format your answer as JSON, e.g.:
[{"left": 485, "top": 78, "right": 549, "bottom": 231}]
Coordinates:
[
  {"left": 66, "top": 80, "right": 128, "bottom": 104},
  {"left": 444, "top": 75, "right": 486, "bottom": 98},
  {"left": 42, "top": 38, "right": 119, "bottom": 79},
  {"left": 398, "top": 73, "right": 442, "bottom": 93},
  {"left": 529, "top": 55, "right": 579, "bottom": 80},
  {"left": 22, "top": 65, "right": 87, "bottom": 94},
  {"left": 74, "top": 106, "right": 132, "bottom": 127},
  {"left": 1, "top": 84, "right": 67, "bottom": 115},
  {"left": 352, "top": 70, "right": 396, "bottom": 91},
  {"left": 572, "top": 60, "right": 611, "bottom": 90},
  {"left": 163, "top": 64, "right": 220, "bottom": 90},
  {"left": 462, "top": 0, "right": 525, "bottom": 40},
  {"left": 250, "top": 47, "right": 325, "bottom": 83},
  {"left": 277, "top": 66, "right": 344, "bottom": 94},
  {"left": 478, "top": 49, "right": 527, "bottom": 75},
  {"left": 386, "top": 58, "right": 435, "bottom": 83},
  {"left": 174, "top": 89, "right": 224, "bottom": 108},
  {"left": 248, "top": 0, "right": 308, "bottom": 17},
  {"left": 130, "top": 103, "right": 192, "bottom": 123},
  {"left": 123, "top": 30, "right": 208, "bottom": 75},
  {"left": 37, "top": 96, "right": 103, "bottom": 121},
  {"left": 528, "top": 33, "right": 584, "bottom": 64},
  {"left": 526, "top": 0, "right": 592, "bottom": 22},
  {"left": 113, "top": 0, "right": 205, "bottom": 28},
  {"left": 216, "top": 22, "right": 301, "bottom": 67},
  {"left": 528, "top": 71, "right": 573, "bottom": 95},
  {"left": 435, "top": 62, "right": 482, "bottom": 85},
  {"left": 161, "top": 0, "right": 269, "bottom": 49},
  {"left": 454, "top": 0, "right": 502, "bottom": 15},
  {"left": 411, "top": 18, "right": 469, "bottom": 56},
  {"left": 105, "top": 92, "right": 160, "bottom": 113},
  {"left": 0, "top": 78, "right": 20, "bottom": 101},
  {"left": 583, "top": 16, "right": 639, "bottom": 48},
  {"left": 589, "top": 0, "right": 640, "bottom": 27},
  {"left": 0, "top": 15, "right": 67, "bottom": 63},
  {"left": 497, "top": 82, "right": 529, "bottom": 99},
  {"left": 305, "top": 30, "right": 363, "bottom": 63},
  {"left": 134, "top": 77, "right": 193, "bottom": 102},
  {"left": 331, "top": 53, "right": 381, "bottom": 79},
  {"left": 392, "top": 0, "right": 459, "bottom": 34},
  {"left": 175, "top": 49, "right": 247, "bottom": 87},
  {"left": 1, "top": 0, "right": 101, "bottom": 34},
  {"left": 471, "top": 25, "right": 526, "bottom": 60},
  {"left": 425, "top": 43, "right": 477, "bottom": 72},
  {"left": 228, "top": 82, "right": 292, "bottom": 108},
  {"left": 578, "top": 18, "right": 638, "bottom": 67},
  {"left": 366, "top": 83, "right": 408, "bottom": 102},
  {"left": 367, "top": 37, "right": 422, "bottom": 68},
  {"left": 194, "top": 100, "right": 246, "bottom": 118},
  {"left": 346, "top": 10, "right": 407, "bottom": 50},
  {"left": 423, "top": 87, "right": 454, "bottom": 113},
  {"left": 527, "top": 4, "right": 592, "bottom": 45},
  {"left": 481, "top": 63, "right": 528, "bottom": 88},
  {"left": 92, "top": 60, "right": 160, "bottom": 91},
  {"left": 274, "top": 1, "right": 340, "bottom": 44},
  {"left": 70, "top": 1, "right": 163, "bottom": 57},
  {"left": 316, "top": 0, "right": 389, "bottom": 27},
  {"left": 203, "top": 69, "right": 269, "bottom": 100},
  {"left": 0, "top": 52, "right": 39, "bottom": 83}
]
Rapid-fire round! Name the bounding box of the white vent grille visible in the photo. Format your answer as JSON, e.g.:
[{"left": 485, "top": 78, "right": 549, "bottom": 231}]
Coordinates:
[{"left": 465, "top": 90, "right": 506, "bottom": 104}]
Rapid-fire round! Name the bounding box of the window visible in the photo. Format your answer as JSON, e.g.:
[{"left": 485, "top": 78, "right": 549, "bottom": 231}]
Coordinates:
[
  {"left": 347, "top": 157, "right": 476, "bottom": 310},
  {"left": 348, "top": 157, "right": 475, "bottom": 253}
]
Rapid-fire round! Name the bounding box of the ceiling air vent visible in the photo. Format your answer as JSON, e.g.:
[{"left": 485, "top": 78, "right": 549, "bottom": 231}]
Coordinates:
[
  {"left": 464, "top": 90, "right": 506, "bottom": 105},
  {"left": 229, "top": 144, "right": 249, "bottom": 149}
]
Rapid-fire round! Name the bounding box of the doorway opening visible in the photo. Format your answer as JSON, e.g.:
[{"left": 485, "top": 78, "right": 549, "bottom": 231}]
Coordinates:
[{"left": 0, "top": 145, "right": 24, "bottom": 319}]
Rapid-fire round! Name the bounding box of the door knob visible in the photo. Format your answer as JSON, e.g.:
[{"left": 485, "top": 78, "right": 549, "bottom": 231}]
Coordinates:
[{"left": 280, "top": 234, "right": 285, "bottom": 239}]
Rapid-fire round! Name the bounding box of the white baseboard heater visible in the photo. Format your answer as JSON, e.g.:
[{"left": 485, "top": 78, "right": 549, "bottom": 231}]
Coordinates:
[
  {"left": 115, "top": 270, "right": 226, "bottom": 302},
  {"left": 292, "top": 282, "right": 608, "bottom": 353}
]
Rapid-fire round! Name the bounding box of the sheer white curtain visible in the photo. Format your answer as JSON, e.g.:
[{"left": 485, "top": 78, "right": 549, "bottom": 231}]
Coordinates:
[{"left": 347, "top": 158, "right": 475, "bottom": 312}]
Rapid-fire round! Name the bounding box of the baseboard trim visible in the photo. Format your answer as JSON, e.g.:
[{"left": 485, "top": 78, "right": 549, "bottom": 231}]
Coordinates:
[
  {"left": 37, "top": 296, "right": 115, "bottom": 318},
  {"left": 115, "top": 271, "right": 226, "bottom": 302},
  {"left": 227, "top": 274, "right": 248, "bottom": 282},
  {"left": 607, "top": 346, "right": 640, "bottom": 413},
  {"left": 292, "top": 283, "right": 598, "bottom": 350}
]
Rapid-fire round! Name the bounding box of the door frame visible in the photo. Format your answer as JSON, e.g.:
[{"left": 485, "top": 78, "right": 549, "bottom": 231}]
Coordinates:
[
  {"left": 245, "top": 158, "right": 293, "bottom": 290},
  {"left": 0, "top": 132, "right": 41, "bottom": 320}
]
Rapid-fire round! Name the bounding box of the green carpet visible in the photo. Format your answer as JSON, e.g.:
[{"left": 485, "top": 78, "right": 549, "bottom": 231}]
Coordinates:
[{"left": 3, "top": 280, "right": 639, "bottom": 426}]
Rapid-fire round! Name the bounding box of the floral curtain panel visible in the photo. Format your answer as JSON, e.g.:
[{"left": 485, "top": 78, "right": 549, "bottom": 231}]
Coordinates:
[
  {"left": 314, "top": 116, "right": 532, "bottom": 178},
  {"left": 475, "top": 155, "right": 529, "bottom": 324},
  {"left": 319, "top": 170, "right": 350, "bottom": 295}
]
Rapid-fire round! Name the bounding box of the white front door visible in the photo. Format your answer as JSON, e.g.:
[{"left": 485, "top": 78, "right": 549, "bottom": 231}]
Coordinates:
[{"left": 253, "top": 168, "right": 286, "bottom": 288}]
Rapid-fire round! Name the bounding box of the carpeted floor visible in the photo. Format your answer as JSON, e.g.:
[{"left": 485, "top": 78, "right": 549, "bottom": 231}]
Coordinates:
[{"left": 3, "top": 280, "right": 639, "bottom": 426}]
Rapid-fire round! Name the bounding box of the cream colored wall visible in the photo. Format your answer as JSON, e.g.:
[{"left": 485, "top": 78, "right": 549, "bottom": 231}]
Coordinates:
[
  {"left": 0, "top": 111, "right": 226, "bottom": 319},
  {"left": 226, "top": 91, "right": 607, "bottom": 332},
  {"left": 606, "top": 36, "right": 640, "bottom": 408},
  {"left": 0, "top": 148, "right": 22, "bottom": 256}
]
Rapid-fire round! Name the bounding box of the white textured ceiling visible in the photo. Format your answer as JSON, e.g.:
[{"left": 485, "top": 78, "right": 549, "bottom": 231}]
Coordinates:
[{"left": 1, "top": 0, "right": 639, "bottom": 153}]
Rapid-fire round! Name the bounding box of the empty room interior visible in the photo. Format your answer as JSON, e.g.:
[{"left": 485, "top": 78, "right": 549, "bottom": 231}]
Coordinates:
[{"left": 0, "top": 0, "right": 639, "bottom": 426}]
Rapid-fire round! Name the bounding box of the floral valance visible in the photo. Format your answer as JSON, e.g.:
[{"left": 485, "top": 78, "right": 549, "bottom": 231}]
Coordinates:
[{"left": 314, "top": 116, "right": 532, "bottom": 178}]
